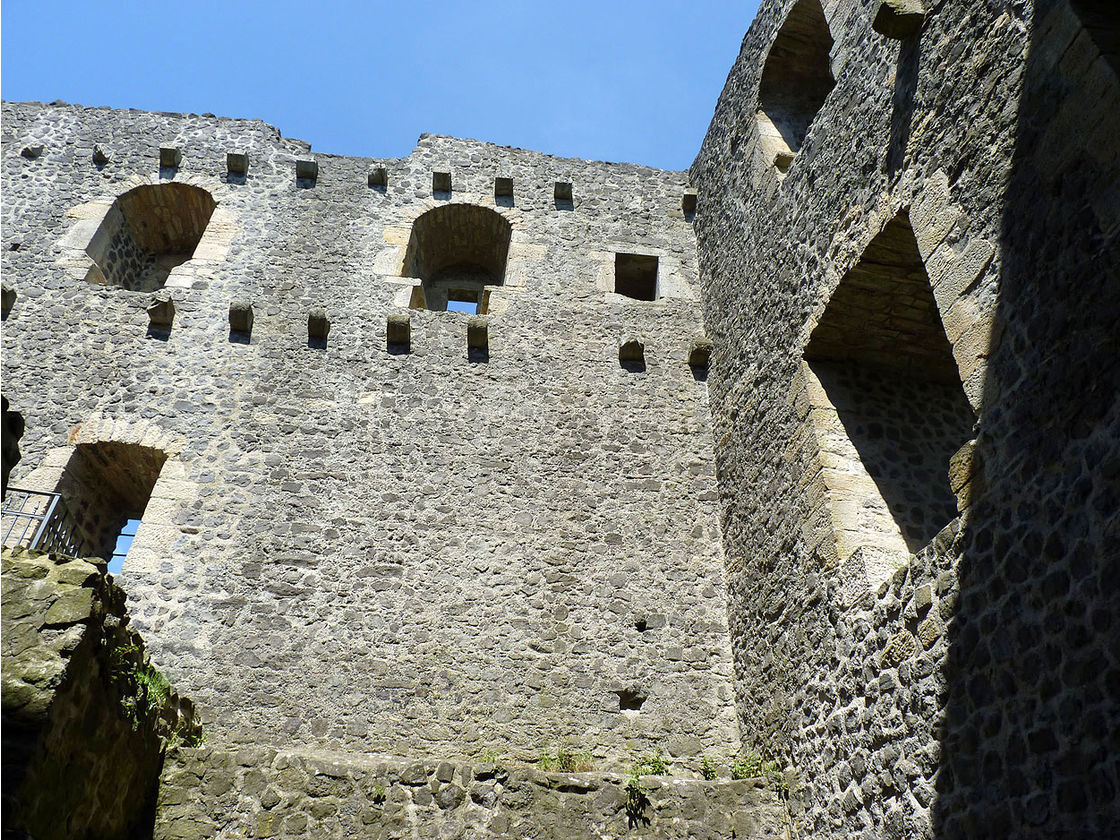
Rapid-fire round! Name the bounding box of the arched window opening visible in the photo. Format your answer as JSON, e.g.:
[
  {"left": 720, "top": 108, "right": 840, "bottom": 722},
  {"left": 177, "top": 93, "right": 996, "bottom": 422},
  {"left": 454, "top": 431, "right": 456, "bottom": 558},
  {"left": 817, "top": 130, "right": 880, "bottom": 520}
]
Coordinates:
[
  {"left": 402, "top": 204, "right": 512, "bottom": 313},
  {"left": 756, "top": 0, "right": 835, "bottom": 174},
  {"left": 86, "top": 183, "right": 216, "bottom": 291},
  {"left": 54, "top": 442, "right": 167, "bottom": 564},
  {"left": 804, "top": 212, "right": 975, "bottom": 559}
]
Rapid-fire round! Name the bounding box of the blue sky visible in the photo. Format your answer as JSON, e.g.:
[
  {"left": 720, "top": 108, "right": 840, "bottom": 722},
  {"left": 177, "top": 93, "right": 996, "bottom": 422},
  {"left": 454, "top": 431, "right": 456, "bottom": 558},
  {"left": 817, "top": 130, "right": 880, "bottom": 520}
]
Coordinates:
[{"left": 1, "top": 1, "right": 761, "bottom": 171}]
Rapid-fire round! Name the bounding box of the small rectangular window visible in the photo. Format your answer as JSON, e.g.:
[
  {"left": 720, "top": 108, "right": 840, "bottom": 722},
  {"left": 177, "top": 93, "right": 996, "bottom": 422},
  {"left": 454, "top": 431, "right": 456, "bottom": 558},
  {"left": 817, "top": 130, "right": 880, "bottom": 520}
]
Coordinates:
[
  {"left": 614, "top": 253, "right": 659, "bottom": 301},
  {"left": 447, "top": 289, "right": 480, "bottom": 315}
]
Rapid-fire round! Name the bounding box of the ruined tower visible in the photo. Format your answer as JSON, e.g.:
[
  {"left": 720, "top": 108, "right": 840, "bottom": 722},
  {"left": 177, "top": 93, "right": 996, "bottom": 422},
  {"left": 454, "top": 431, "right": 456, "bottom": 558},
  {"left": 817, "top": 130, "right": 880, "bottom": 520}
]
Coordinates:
[{"left": 2, "top": 0, "right": 1118, "bottom": 837}]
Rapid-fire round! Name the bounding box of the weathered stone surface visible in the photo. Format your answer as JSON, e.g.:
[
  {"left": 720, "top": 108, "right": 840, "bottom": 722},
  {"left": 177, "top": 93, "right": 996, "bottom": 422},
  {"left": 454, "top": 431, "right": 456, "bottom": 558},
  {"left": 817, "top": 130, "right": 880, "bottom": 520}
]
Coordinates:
[
  {"left": 1, "top": 547, "right": 201, "bottom": 840},
  {"left": 226, "top": 150, "right": 248, "bottom": 175},
  {"left": 147, "top": 296, "right": 175, "bottom": 329},
  {"left": 228, "top": 299, "right": 253, "bottom": 334},
  {"left": 386, "top": 311, "right": 410, "bottom": 347},
  {"left": 155, "top": 746, "right": 790, "bottom": 840},
  {"left": 3, "top": 1, "right": 1118, "bottom": 835},
  {"left": 872, "top": 0, "right": 925, "bottom": 40},
  {"left": 159, "top": 146, "right": 181, "bottom": 169},
  {"left": 1, "top": 99, "right": 735, "bottom": 779},
  {"left": 692, "top": 0, "right": 1120, "bottom": 837},
  {"left": 466, "top": 315, "right": 488, "bottom": 350}
]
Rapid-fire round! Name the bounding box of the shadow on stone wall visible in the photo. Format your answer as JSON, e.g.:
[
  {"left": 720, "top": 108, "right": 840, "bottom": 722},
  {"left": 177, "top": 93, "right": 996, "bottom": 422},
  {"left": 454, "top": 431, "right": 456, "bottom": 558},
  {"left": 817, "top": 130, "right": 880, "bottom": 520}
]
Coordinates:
[{"left": 932, "top": 1, "right": 1120, "bottom": 835}]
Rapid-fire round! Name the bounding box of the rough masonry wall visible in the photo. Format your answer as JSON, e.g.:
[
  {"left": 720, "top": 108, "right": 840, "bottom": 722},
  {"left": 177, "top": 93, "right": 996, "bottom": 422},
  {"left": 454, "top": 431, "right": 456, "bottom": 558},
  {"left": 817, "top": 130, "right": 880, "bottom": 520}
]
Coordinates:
[
  {"left": 155, "top": 746, "right": 791, "bottom": 840},
  {"left": 692, "top": 0, "right": 1119, "bottom": 837},
  {"left": 1, "top": 102, "right": 738, "bottom": 769},
  {"left": 1, "top": 547, "right": 200, "bottom": 840}
]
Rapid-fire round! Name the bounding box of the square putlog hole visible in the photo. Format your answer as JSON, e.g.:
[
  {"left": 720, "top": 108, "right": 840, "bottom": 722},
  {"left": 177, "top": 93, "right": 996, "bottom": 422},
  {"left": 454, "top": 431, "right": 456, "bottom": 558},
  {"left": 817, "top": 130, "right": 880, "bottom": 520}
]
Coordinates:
[{"left": 614, "top": 253, "right": 658, "bottom": 301}]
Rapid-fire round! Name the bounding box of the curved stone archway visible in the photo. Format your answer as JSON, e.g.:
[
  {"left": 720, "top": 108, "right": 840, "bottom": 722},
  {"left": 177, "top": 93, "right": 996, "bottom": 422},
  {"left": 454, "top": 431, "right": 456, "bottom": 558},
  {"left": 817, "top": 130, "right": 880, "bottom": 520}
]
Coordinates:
[
  {"left": 85, "top": 183, "right": 217, "bottom": 291},
  {"left": 401, "top": 203, "right": 512, "bottom": 312}
]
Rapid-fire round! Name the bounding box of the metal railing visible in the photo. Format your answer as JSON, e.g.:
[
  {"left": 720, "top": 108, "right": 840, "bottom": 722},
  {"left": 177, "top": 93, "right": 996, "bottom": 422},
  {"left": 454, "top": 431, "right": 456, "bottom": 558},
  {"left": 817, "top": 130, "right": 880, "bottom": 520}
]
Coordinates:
[{"left": 1, "top": 488, "right": 87, "bottom": 556}]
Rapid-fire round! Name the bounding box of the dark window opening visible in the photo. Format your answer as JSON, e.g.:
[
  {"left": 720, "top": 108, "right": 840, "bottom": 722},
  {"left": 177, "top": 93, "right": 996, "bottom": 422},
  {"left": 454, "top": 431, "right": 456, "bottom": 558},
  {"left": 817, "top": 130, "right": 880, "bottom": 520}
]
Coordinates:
[
  {"left": 85, "top": 183, "right": 216, "bottom": 291},
  {"left": 403, "top": 204, "right": 511, "bottom": 313},
  {"left": 634, "top": 619, "right": 648, "bottom": 632},
  {"left": 756, "top": 0, "right": 835, "bottom": 172},
  {"left": 616, "top": 690, "right": 647, "bottom": 712},
  {"left": 614, "top": 253, "right": 658, "bottom": 301},
  {"left": 804, "top": 212, "right": 975, "bottom": 553}
]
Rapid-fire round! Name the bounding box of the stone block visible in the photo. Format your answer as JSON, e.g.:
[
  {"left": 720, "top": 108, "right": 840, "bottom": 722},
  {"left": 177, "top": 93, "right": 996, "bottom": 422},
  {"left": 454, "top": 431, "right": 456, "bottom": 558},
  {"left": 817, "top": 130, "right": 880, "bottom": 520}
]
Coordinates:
[
  {"left": 682, "top": 190, "right": 698, "bottom": 215},
  {"left": 467, "top": 316, "right": 488, "bottom": 350},
  {"left": 494, "top": 176, "right": 514, "bottom": 198},
  {"left": 432, "top": 171, "right": 452, "bottom": 193},
  {"left": 689, "top": 337, "right": 713, "bottom": 368},
  {"left": 295, "top": 159, "right": 318, "bottom": 181},
  {"left": 147, "top": 297, "right": 176, "bottom": 329},
  {"left": 368, "top": 167, "right": 388, "bottom": 189},
  {"left": 229, "top": 300, "right": 254, "bottom": 334},
  {"left": 160, "top": 146, "right": 182, "bottom": 169},
  {"left": 43, "top": 588, "right": 95, "bottom": 626},
  {"left": 20, "top": 145, "right": 44, "bottom": 159},
  {"left": 386, "top": 312, "right": 411, "bottom": 348},
  {"left": 554, "top": 181, "right": 573, "bottom": 201},
  {"left": 947, "top": 439, "right": 977, "bottom": 493},
  {"left": 308, "top": 309, "right": 330, "bottom": 341},
  {"left": 872, "top": 0, "right": 926, "bottom": 39},
  {"left": 226, "top": 151, "right": 248, "bottom": 176},
  {"left": 619, "top": 337, "right": 645, "bottom": 364}
]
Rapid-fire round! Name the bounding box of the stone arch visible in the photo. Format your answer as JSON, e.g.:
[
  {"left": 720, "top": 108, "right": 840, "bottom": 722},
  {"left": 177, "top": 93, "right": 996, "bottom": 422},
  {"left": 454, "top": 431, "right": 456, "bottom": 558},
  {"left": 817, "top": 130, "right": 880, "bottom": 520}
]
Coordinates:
[
  {"left": 401, "top": 203, "right": 512, "bottom": 312},
  {"left": 799, "top": 211, "right": 975, "bottom": 585},
  {"left": 53, "top": 441, "right": 168, "bottom": 560},
  {"left": 755, "top": 0, "right": 835, "bottom": 174},
  {"left": 9, "top": 416, "right": 191, "bottom": 571},
  {"left": 85, "top": 183, "right": 216, "bottom": 291}
]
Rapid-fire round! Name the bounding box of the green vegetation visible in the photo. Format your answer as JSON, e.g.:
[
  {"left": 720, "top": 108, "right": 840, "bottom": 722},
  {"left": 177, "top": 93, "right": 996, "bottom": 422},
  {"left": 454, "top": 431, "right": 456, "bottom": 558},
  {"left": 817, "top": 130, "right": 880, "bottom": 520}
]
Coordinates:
[
  {"left": 476, "top": 747, "right": 502, "bottom": 764},
  {"left": 537, "top": 744, "right": 594, "bottom": 772},
  {"left": 108, "top": 634, "right": 204, "bottom": 746},
  {"left": 632, "top": 748, "right": 669, "bottom": 776},
  {"left": 699, "top": 755, "right": 720, "bottom": 780},
  {"left": 731, "top": 752, "right": 789, "bottom": 792},
  {"left": 371, "top": 784, "right": 387, "bottom": 803},
  {"left": 730, "top": 752, "right": 763, "bottom": 780},
  {"left": 624, "top": 750, "right": 669, "bottom": 828}
]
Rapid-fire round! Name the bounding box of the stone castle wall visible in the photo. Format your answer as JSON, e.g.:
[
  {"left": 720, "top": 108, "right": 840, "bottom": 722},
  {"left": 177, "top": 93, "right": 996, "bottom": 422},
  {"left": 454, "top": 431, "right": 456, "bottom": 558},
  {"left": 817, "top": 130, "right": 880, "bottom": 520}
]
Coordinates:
[
  {"left": 2, "top": 0, "right": 1118, "bottom": 836},
  {"left": 1, "top": 100, "right": 739, "bottom": 768},
  {"left": 692, "top": 0, "right": 1119, "bottom": 836},
  {"left": 155, "top": 746, "right": 790, "bottom": 840},
  {"left": 1, "top": 547, "right": 200, "bottom": 840}
]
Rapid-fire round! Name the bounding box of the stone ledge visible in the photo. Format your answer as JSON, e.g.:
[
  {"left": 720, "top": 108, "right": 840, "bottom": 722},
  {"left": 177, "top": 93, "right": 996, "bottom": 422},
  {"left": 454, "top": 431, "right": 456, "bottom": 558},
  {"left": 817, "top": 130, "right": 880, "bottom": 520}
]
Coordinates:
[{"left": 156, "top": 745, "right": 792, "bottom": 839}]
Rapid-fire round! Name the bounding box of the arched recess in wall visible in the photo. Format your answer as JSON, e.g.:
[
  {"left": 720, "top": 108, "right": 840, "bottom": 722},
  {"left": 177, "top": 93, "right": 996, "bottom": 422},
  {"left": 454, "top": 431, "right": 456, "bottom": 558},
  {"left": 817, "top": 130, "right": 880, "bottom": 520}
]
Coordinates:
[
  {"left": 756, "top": 0, "right": 835, "bottom": 175},
  {"left": 402, "top": 203, "right": 512, "bottom": 313},
  {"left": 1069, "top": 0, "right": 1120, "bottom": 74},
  {"left": 85, "top": 183, "right": 217, "bottom": 291},
  {"left": 801, "top": 212, "right": 975, "bottom": 582},
  {"left": 52, "top": 442, "right": 168, "bottom": 561}
]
